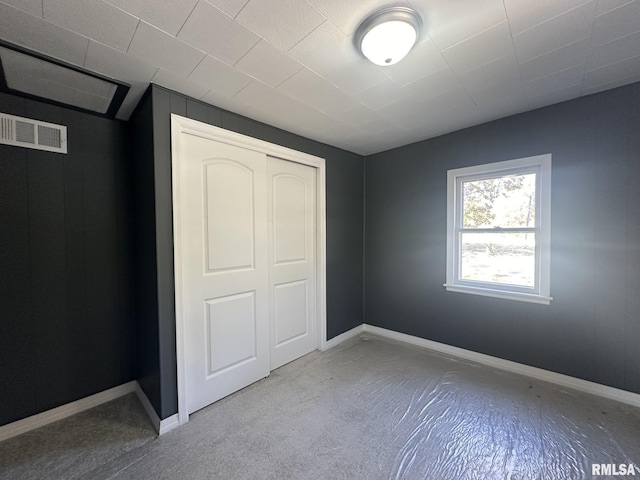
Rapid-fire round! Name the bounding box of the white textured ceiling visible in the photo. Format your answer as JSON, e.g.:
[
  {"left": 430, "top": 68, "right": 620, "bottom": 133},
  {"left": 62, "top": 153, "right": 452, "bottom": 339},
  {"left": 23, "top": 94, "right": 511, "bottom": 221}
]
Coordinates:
[{"left": 1, "top": 0, "right": 639, "bottom": 155}]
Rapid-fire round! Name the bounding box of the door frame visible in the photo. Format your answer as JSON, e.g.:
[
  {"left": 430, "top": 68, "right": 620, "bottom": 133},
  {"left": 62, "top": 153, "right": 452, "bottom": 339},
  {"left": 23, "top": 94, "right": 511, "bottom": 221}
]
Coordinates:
[{"left": 170, "top": 114, "right": 327, "bottom": 426}]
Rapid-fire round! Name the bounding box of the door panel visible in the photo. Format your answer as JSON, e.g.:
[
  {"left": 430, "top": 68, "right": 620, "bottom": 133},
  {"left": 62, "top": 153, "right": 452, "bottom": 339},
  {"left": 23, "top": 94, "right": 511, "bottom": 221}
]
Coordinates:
[
  {"left": 204, "top": 291, "right": 257, "bottom": 376},
  {"left": 204, "top": 161, "right": 255, "bottom": 272},
  {"left": 178, "top": 133, "right": 269, "bottom": 414},
  {"left": 268, "top": 157, "right": 316, "bottom": 370},
  {"left": 273, "top": 280, "right": 308, "bottom": 346}
]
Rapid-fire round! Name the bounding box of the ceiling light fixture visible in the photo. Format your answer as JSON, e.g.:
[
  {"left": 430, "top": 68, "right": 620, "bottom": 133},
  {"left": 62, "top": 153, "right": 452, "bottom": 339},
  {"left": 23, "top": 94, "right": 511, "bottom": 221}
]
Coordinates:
[{"left": 354, "top": 7, "right": 422, "bottom": 67}]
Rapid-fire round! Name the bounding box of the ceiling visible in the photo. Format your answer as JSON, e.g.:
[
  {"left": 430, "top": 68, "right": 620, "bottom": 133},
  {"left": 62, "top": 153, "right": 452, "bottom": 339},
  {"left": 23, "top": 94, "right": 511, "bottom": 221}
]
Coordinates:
[{"left": 1, "top": 0, "right": 639, "bottom": 155}]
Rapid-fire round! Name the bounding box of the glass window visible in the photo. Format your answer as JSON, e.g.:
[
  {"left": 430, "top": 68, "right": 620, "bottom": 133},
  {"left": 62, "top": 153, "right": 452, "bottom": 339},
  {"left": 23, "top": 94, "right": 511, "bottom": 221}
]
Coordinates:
[{"left": 445, "top": 155, "right": 552, "bottom": 304}]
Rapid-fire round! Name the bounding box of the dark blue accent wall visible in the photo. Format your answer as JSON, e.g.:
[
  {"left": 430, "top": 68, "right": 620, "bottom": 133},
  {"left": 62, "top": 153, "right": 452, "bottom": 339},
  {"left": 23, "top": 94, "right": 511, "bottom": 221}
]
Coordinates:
[
  {"left": 0, "top": 92, "right": 135, "bottom": 426},
  {"left": 364, "top": 82, "right": 640, "bottom": 394}
]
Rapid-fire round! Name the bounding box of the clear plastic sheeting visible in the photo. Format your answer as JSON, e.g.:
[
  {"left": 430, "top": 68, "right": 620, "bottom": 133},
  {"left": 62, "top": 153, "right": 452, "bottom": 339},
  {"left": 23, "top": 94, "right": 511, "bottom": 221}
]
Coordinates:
[
  {"left": 6, "top": 334, "right": 637, "bottom": 480},
  {"left": 355, "top": 336, "right": 640, "bottom": 479}
]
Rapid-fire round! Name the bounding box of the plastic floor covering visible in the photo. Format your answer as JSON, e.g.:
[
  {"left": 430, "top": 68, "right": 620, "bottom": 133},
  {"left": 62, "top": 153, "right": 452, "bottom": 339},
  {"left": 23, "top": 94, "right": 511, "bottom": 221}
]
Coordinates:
[{"left": 1, "top": 334, "right": 639, "bottom": 479}]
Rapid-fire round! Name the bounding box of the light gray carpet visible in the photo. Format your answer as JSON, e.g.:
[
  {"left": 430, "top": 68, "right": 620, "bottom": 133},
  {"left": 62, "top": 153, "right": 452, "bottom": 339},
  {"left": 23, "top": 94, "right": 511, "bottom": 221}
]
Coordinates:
[
  {"left": 0, "top": 393, "right": 156, "bottom": 480},
  {"left": 2, "top": 335, "right": 640, "bottom": 479}
]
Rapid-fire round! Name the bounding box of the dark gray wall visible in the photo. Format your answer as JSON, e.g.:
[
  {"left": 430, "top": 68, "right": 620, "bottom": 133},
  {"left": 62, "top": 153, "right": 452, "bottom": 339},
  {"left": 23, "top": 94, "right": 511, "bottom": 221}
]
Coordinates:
[
  {"left": 0, "top": 92, "right": 135, "bottom": 426},
  {"left": 129, "top": 91, "right": 163, "bottom": 417},
  {"left": 132, "top": 85, "right": 365, "bottom": 419},
  {"left": 364, "top": 81, "right": 640, "bottom": 394}
]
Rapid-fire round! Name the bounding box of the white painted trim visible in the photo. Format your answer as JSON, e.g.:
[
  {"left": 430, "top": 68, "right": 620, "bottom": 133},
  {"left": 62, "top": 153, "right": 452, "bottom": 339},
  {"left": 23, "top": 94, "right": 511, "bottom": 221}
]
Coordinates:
[
  {"left": 445, "top": 154, "right": 552, "bottom": 304},
  {"left": 134, "top": 383, "right": 160, "bottom": 432},
  {"left": 443, "top": 284, "right": 553, "bottom": 304},
  {"left": 362, "top": 325, "right": 640, "bottom": 409},
  {"left": 158, "top": 414, "right": 181, "bottom": 435},
  {"left": 0, "top": 381, "right": 137, "bottom": 442},
  {"left": 322, "top": 325, "right": 364, "bottom": 351},
  {"left": 134, "top": 383, "right": 179, "bottom": 435},
  {"left": 170, "top": 114, "right": 327, "bottom": 426}
]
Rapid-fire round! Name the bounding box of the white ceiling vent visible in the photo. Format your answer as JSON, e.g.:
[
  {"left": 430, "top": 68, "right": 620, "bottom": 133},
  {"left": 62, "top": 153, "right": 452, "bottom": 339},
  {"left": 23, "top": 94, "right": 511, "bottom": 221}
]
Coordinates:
[{"left": 0, "top": 113, "right": 67, "bottom": 154}]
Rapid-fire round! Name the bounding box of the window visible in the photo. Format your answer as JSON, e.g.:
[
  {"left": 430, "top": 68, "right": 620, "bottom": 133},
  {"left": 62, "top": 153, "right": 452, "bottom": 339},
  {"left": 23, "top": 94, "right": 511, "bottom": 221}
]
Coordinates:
[{"left": 445, "top": 154, "right": 552, "bottom": 304}]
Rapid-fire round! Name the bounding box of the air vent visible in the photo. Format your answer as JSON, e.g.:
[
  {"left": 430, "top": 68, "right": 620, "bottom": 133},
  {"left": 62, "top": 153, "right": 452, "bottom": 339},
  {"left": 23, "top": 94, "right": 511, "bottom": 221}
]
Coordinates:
[{"left": 0, "top": 113, "right": 67, "bottom": 153}]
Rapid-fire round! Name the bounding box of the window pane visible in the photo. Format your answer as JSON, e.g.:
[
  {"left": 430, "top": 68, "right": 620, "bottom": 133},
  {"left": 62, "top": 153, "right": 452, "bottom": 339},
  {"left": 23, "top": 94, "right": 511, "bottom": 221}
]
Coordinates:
[
  {"left": 460, "top": 232, "right": 535, "bottom": 287},
  {"left": 462, "top": 173, "right": 536, "bottom": 228}
]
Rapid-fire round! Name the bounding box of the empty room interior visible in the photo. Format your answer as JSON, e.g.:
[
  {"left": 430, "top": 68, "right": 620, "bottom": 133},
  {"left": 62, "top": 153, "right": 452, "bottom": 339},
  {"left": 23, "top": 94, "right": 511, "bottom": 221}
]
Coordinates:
[{"left": 1, "top": 0, "right": 640, "bottom": 478}]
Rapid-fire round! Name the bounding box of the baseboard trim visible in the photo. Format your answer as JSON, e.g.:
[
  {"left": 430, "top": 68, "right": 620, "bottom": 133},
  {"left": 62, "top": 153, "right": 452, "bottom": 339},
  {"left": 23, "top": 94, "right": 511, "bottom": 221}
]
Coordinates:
[
  {"left": 0, "top": 381, "right": 137, "bottom": 442},
  {"left": 322, "top": 324, "right": 364, "bottom": 351},
  {"left": 133, "top": 383, "right": 180, "bottom": 435},
  {"left": 362, "top": 324, "right": 640, "bottom": 409}
]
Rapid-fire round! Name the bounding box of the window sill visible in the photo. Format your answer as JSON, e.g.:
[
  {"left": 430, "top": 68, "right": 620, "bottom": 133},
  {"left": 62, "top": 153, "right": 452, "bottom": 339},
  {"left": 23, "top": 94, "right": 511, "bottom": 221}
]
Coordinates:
[{"left": 443, "top": 284, "right": 552, "bottom": 305}]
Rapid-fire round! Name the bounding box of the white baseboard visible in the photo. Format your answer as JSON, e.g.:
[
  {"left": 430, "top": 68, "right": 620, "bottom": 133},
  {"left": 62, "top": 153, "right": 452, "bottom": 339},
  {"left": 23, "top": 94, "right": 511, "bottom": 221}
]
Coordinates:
[
  {"left": 362, "top": 324, "right": 640, "bottom": 409},
  {"left": 134, "top": 384, "right": 180, "bottom": 435},
  {"left": 0, "top": 380, "right": 185, "bottom": 442},
  {"left": 0, "top": 381, "right": 137, "bottom": 442},
  {"left": 322, "top": 324, "right": 364, "bottom": 351}
]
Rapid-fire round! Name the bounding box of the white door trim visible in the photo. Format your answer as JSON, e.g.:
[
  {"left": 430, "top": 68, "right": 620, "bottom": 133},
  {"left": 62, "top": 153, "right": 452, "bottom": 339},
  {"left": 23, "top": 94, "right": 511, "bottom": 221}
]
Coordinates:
[{"left": 170, "top": 114, "right": 327, "bottom": 426}]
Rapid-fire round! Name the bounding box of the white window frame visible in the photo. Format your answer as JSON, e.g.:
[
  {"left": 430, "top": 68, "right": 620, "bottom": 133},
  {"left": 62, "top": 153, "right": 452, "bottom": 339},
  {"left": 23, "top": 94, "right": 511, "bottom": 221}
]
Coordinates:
[{"left": 444, "top": 154, "right": 552, "bottom": 305}]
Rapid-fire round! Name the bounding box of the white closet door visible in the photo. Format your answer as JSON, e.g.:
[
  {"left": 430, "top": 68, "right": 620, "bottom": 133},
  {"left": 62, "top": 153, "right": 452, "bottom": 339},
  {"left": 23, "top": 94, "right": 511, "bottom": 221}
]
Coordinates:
[
  {"left": 178, "top": 133, "right": 269, "bottom": 414},
  {"left": 267, "top": 156, "right": 317, "bottom": 370}
]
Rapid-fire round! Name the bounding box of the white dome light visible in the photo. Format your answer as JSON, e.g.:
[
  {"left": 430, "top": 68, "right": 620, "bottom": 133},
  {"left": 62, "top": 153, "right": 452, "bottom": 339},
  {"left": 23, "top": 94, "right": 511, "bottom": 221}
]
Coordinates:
[{"left": 355, "top": 7, "right": 422, "bottom": 67}]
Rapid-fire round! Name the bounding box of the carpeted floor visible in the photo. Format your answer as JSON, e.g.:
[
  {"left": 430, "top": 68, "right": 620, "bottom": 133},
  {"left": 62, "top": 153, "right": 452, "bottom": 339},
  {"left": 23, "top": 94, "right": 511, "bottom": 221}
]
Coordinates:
[
  {"left": 2, "top": 335, "right": 640, "bottom": 479},
  {"left": 0, "top": 392, "right": 156, "bottom": 480}
]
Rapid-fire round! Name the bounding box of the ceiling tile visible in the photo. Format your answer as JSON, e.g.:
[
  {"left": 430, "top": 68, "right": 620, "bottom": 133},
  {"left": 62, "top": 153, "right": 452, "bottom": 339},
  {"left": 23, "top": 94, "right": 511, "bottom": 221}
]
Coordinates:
[
  {"left": 586, "top": 31, "right": 640, "bottom": 70},
  {"left": 72, "top": 88, "right": 112, "bottom": 113},
  {"left": 236, "top": 0, "right": 325, "bottom": 51},
  {"left": 472, "top": 80, "right": 529, "bottom": 121},
  {"left": 418, "top": 0, "right": 507, "bottom": 50},
  {"left": 43, "top": 0, "right": 138, "bottom": 53},
  {"left": 85, "top": 40, "right": 158, "bottom": 83},
  {"left": 583, "top": 55, "right": 640, "bottom": 88},
  {"left": 1, "top": 0, "right": 42, "bottom": 16},
  {"left": 442, "top": 21, "right": 515, "bottom": 75},
  {"left": 528, "top": 83, "right": 581, "bottom": 109},
  {"left": 524, "top": 65, "right": 585, "bottom": 99},
  {"left": 201, "top": 88, "right": 243, "bottom": 113},
  {"left": 595, "top": 0, "right": 635, "bottom": 16},
  {"left": 504, "top": 0, "right": 593, "bottom": 34},
  {"left": 581, "top": 71, "right": 640, "bottom": 95},
  {"left": 17, "top": 75, "right": 75, "bottom": 104},
  {"left": 287, "top": 20, "right": 355, "bottom": 76},
  {"left": 324, "top": 61, "right": 389, "bottom": 95},
  {"left": 382, "top": 38, "right": 448, "bottom": 86},
  {"left": 512, "top": 2, "right": 596, "bottom": 61},
  {"left": 277, "top": 68, "right": 360, "bottom": 116},
  {"left": 234, "top": 40, "right": 302, "bottom": 87},
  {"left": 317, "top": 122, "right": 363, "bottom": 140},
  {"left": 40, "top": 61, "right": 114, "bottom": 96},
  {"left": 188, "top": 55, "right": 252, "bottom": 96},
  {"left": 308, "top": 0, "right": 406, "bottom": 36},
  {"left": 128, "top": 21, "right": 205, "bottom": 77},
  {"left": 519, "top": 39, "right": 588, "bottom": 82},
  {"left": 234, "top": 79, "right": 335, "bottom": 132},
  {"left": 0, "top": 2, "right": 89, "bottom": 65},
  {"left": 152, "top": 68, "right": 210, "bottom": 99},
  {"left": 355, "top": 78, "right": 406, "bottom": 111},
  {"left": 431, "top": 103, "right": 487, "bottom": 135},
  {"left": 178, "top": 1, "right": 259, "bottom": 65},
  {"left": 590, "top": 0, "right": 640, "bottom": 47},
  {"left": 205, "top": 0, "right": 250, "bottom": 18},
  {"left": 458, "top": 54, "right": 521, "bottom": 94},
  {"left": 338, "top": 104, "right": 391, "bottom": 129},
  {"left": 377, "top": 87, "right": 476, "bottom": 127},
  {"left": 105, "top": 0, "right": 198, "bottom": 36},
  {"left": 402, "top": 66, "right": 462, "bottom": 100}
]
